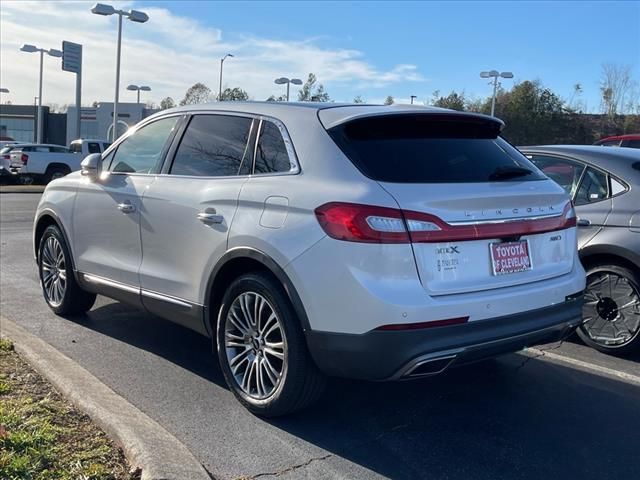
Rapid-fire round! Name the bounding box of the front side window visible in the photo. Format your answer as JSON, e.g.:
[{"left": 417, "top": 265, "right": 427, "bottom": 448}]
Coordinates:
[
  {"left": 88, "top": 142, "right": 101, "bottom": 154},
  {"left": 528, "top": 154, "right": 585, "bottom": 196},
  {"left": 575, "top": 167, "right": 608, "bottom": 205},
  {"left": 110, "top": 117, "right": 178, "bottom": 174},
  {"left": 254, "top": 121, "right": 292, "bottom": 174},
  {"left": 170, "top": 115, "right": 253, "bottom": 177}
]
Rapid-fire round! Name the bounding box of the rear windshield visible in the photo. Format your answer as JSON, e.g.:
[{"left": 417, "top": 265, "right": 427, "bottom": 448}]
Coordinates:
[{"left": 328, "top": 114, "right": 545, "bottom": 183}]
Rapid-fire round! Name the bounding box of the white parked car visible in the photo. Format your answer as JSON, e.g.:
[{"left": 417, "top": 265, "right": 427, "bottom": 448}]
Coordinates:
[
  {"left": 10, "top": 139, "right": 110, "bottom": 183},
  {"left": 33, "top": 103, "right": 586, "bottom": 416}
]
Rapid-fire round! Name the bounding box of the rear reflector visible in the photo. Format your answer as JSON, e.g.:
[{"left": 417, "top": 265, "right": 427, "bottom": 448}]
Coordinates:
[
  {"left": 21, "top": 153, "right": 28, "bottom": 164},
  {"left": 315, "top": 202, "right": 576, "bottom": 243},
  {"left": 375, "top": 317, "right": 469, "bottom": 331}
]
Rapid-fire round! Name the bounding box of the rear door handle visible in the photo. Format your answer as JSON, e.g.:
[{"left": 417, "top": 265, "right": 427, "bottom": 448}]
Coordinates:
[
  {"left": 197, "top": 209, "right": 224, "bottom": 224},
  {"left": 577, "top": 218, "right": 591, "bottom": 227},
  {"left": 117, "top": 201, "right": 136, "bottom": 214}
]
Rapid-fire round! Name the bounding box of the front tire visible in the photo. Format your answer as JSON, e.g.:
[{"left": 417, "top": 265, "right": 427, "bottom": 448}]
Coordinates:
[
  {"left": 38, "top": 225, "right": 96, "bottom": 315},
  {"left": 217, "top": 272, "right": 325, "bottom": 416},
  {"left": 577, "top": 264, "right": 640, "bottom": 355}
]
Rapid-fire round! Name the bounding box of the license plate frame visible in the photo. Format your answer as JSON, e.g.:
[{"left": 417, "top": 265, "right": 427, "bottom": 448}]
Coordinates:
[{"left": 490, "top": 239, "right": 532, "bottom": 276}]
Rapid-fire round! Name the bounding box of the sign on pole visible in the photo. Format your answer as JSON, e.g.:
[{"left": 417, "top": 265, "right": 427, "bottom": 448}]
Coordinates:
[{"left": 62, "top": 41, "right": 82, "bottom": 141}]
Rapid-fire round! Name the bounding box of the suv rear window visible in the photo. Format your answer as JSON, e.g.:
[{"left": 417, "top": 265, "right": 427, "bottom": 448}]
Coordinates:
[{"left": 328, "top": 114, "right": 545, "bottom": 183}]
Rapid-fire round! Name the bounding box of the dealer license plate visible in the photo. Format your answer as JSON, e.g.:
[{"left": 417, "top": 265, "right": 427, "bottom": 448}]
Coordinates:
[{"left": 490, "top": 240, "right": 532, "bottom": 275}]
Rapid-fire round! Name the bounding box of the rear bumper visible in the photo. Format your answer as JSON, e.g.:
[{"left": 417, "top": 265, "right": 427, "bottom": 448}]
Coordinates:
[{"left": 306, "top": 295, "right": 583, "bottom": 381}]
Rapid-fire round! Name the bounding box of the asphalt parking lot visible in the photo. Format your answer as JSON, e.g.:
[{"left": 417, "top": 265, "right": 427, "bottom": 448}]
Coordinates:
[{"left": 1, "top": 191, "right": 639, "bottom": 480}]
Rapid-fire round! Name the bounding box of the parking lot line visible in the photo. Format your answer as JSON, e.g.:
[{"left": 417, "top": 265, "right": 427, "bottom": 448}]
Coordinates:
[{"left": 525, "top": 348, "right": 640, "bottom": 386}]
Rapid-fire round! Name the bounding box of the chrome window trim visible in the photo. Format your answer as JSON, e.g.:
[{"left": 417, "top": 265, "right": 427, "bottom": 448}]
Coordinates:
[{"left": 252, "top": 116, "right": 301, "bottom": 176}]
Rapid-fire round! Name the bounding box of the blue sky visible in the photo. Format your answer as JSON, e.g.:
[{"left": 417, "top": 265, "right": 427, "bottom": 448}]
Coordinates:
[{"left": 1, "top": 1, "right": 639, "bottom": 110}]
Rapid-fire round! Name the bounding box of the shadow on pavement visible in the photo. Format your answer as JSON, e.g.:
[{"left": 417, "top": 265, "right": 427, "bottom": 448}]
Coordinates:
[{"left": 78, "top": 302, "right": 640, "bottom": 480}]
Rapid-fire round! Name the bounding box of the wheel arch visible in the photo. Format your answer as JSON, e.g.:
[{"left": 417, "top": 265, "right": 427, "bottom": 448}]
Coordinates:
[
  {"left": 33, "top": 210, "right": 75, "bottom": 270},
  {"left": 45, "top": 163, "right": 72, "bottom": 174},
  {"left": 580, "top": 244, "right": 640, "bottom": 274},
  {"left": 205, "top": 248, "right": 311, "bottom": 337}
]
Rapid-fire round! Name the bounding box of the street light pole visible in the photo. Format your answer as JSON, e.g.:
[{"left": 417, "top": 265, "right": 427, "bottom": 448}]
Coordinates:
[
  {"left": 410, "top": 95, "right": 417, "bottom": 105},
  {"left": 113, "top": 13, "right": 122, "bottom": 142},
  {"left": 91, "top": 3, "right": 149, "bottom": 141},
  {"left": 218, "top": 54, "right": 233, "bottom": 101},
  {"left": 20, "top": 44, "right": 62, "bottom": 143},
  {"left": 274, "top": 77, "right": 303, "bottom": 101},
  {"left": 480, "top": 70, "right": 514, "bottom": 117}
]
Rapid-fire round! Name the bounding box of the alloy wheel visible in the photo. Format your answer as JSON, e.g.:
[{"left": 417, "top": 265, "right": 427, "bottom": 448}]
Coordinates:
[
  {"left": 224, "top": 292, "right": 287, "bottom": 399},
  {"left": 582, "top": 271, "right": 640, "bottom": 347},
  {"left": 41, "top": 236, "right": 67, "bottom": 307}
]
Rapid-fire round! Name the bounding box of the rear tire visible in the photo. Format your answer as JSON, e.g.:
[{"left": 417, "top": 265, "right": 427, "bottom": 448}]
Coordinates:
[
  {"left": 38, "top": 225, "right": 96, "bottom": 315},
  {"left": 216, "top": 272, "right": 326, "bottom": 416},
  {"left": 44, "top": 166, "right": 70, "bottom": 184},
  {"left": 577, "top": 264, "right": 640, "bottom": 355}
]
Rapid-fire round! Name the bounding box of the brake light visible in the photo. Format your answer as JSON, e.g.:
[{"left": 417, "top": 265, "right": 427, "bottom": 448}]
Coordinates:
[
  {"left": 315, "top": 202, "right": 576, "bottom": 244},
  {"left": 314, "top": 203, "right": 410, "bottom": 243},
  {"left": 21, "top": 153, "right": 28, "bottom": 165}
]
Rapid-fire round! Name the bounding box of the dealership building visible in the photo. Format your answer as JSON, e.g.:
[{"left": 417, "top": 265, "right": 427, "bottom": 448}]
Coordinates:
[{"left": 0, "top": 102, "right": 158, "bottom": 146}]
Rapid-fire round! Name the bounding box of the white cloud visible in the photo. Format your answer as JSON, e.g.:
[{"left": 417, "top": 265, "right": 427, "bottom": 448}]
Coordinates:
[{"left": 0, "top": 1, "right": 425, "bottom": 106}]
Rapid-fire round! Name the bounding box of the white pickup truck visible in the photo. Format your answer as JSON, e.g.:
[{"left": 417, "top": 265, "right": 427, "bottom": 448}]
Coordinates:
[{"left": 10, "top": 139, "right": 111, "bottom": 184}]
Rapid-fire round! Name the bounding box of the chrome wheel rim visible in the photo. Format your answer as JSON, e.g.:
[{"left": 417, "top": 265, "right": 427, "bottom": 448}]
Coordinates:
[
  {"left": 224, "top": 292, "right": 286, "bottom": 399},
  {"left": 582, "top": 271, "right": 640, "bottom": 347},
  {"left": 40, "top": 236, "right": 67, "bottom": 307}
]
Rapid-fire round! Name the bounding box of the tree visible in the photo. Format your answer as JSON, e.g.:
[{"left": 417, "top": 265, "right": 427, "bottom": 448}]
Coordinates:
[
  {"left": 383, "top": 95, "right": 394, "bottom": 105},
  {"left": 353, "top": 95, "right": 365, "bottom": 103},
  {"left": 180, "top": 83, "right": 211, "bottom": 106},
  {"left": 266, "top": 94, "right": 287, "bottom": 102},
  {"left": 220, "top": 87, "right": 249, "bottom": 101},
  {"left": 160, "top": 97, "right": 176, "bottom": 110},
  {"left": 433, "top": 91, "right": 466, "bottom": 111},
  {"left": 298, "top": 73, "right": 330, "bottom": 102},
  {"left": 600, "top": 63, "right": 635, "bottom": 117}
]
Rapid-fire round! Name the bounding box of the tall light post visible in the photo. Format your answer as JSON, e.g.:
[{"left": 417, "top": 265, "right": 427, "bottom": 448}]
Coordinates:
[
  {"left": 218, "top": 54, "right": 234, "bottom": 101},
  {"left": 274, "top": 77, "right": 303, "bottom": 102},
  {"left": 410, "top": 95, "right": 417, "bottom": 105},
  {"left": 20, "top": 44, "right": 63, "bottom": 144},
  {"left": 127, "top": 84, "right": 151, "bottom": 104},
  {"left": 480, "top": 70, "right": 514, "bottom": 116},
  {"left": 91, "top": 3, "right": 149, "bottom": 141}
]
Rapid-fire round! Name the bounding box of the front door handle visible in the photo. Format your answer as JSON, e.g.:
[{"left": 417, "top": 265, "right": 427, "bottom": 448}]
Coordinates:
[
  {"left": 117, "top": 201, "right": 136, "bottom": 214},
  {"left": 577, "top": 218, "right": 591, "bottom": 227},
  {"left": 197, "top": 209, "right": 224, "bottom": 224}
]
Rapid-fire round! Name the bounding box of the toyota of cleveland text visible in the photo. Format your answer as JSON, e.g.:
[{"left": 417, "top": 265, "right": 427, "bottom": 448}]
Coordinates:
[{"left": 33, "top": 103, "right": 586, "bottom": 416}]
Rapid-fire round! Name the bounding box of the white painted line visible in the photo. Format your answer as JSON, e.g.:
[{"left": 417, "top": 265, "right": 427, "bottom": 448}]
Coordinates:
[{"left": 525, "top": 348, "right": 640, "bottom": 387}]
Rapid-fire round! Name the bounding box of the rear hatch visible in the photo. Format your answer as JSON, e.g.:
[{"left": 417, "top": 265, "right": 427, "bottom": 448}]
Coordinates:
[{"left": 326, "top": 112, "right": 577, "bottom": 296}]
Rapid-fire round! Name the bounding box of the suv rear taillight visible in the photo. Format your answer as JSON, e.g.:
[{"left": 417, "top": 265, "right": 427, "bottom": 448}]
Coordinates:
[
  {"left": 21, "top": 153, "right": 29, "bottom": 165},
  {"left": 315, "top": 202, "right": 576, "bottom": 244}
]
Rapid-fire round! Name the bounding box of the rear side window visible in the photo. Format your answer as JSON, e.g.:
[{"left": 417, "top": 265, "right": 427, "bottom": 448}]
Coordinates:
[
  {"left": 170, "top": 115, "right": 253, "bottom": 177},
  {"left": 624, "top": 139, "right": 640, "bottom": 148},
  {"left": 254, "top": 121, "right": 292, "bottom": 174},
  {"left": 328, "top": 115, "right": 545, "bottom": 183},
  {"left": 528, "top": 154, "right": 585, "bottom": 196},
  {"left": 575, "top": 168, "right": 608, "bottom": 205}
]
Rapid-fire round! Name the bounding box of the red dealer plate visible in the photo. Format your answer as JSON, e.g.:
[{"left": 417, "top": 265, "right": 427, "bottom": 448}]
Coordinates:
[{"left": 490, "top": 240, "right": 532, "bottom": 275}]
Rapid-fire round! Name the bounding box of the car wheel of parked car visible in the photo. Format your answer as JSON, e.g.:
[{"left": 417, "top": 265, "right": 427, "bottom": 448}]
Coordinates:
[
  {"left": 38, "top": 225, "right": 96, "bottom": 315},
  {"left": 577, "top": 264, "right": 640, "bottom": 355},
  {"left": 45, "top": 166, "right": 71, "bottom": 184},
  {"left": 217, "top": 272, "right": 326, "bottom": 417}
]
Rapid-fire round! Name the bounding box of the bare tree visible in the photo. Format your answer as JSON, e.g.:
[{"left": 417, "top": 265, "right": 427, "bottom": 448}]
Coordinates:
[{"left": 600, "top": 64, "right": 636, "bottom": 117}]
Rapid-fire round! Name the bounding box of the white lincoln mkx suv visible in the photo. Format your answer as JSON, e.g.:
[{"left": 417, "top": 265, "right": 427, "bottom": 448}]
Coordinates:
[{"left": 34, "top": 103, "right": 585, "bottom": 416}]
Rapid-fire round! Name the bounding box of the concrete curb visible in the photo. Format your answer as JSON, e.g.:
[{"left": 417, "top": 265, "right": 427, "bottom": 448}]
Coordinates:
[{"left": 1, "top": 317, "right": 212, "bottom": 480}]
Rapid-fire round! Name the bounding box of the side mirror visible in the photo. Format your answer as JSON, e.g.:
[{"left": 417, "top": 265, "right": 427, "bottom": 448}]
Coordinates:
[{"left": 80, "top": 153, "right": 102, "bottom": 181}]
